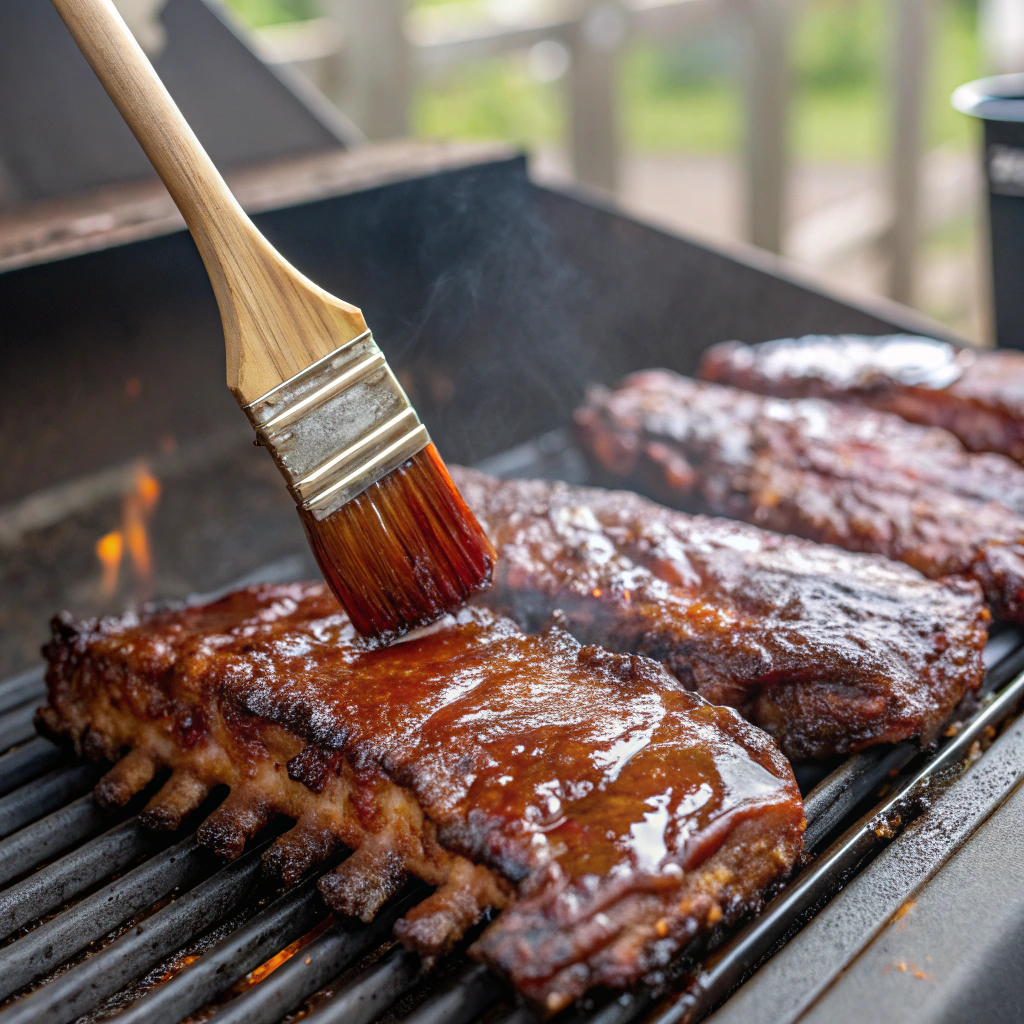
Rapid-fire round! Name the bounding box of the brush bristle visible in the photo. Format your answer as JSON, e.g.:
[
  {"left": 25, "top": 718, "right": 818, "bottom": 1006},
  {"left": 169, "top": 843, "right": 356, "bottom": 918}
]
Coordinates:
[{"left": 298, "top": 444, "right": 497, "bottom": 641}]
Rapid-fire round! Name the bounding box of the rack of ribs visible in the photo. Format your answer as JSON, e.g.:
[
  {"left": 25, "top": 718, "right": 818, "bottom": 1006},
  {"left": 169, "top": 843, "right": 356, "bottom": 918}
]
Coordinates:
[
  {"left": 574, "top": 369, "right": 1024, "bottom": 627},
  {"left": 452, "top": 469, "right": 987, "bottom": 761},
  {"left": 39, "top": 582, "right": 804, "bottom": 1012},
  {"left": 700, "top": 334, "right": 1024, "bottom": 463}
]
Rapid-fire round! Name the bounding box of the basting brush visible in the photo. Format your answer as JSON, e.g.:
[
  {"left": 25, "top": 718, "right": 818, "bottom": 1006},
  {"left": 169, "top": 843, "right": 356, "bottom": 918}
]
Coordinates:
[{"left": 51, "top": 0, "right": 496, "bottom": 640}]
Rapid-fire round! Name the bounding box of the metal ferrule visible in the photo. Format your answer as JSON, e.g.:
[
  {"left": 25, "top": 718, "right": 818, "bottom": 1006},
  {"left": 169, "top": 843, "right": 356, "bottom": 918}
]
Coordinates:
[{"left": 244, "top": 330, "right": 430, "bottom": 520}]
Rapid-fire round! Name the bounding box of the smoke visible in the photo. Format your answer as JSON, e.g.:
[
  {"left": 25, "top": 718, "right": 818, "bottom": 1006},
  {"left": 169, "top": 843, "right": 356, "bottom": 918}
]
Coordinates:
[{"left": 383, "top": 158, "right": 608, "bottom": 466}]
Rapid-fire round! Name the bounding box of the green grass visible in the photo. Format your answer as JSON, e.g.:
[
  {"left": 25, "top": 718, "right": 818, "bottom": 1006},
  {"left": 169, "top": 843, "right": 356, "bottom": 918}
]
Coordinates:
[
  {"left": 618, "top": 43, "right": 742, "bottom": 154},
  {"left": 927, "top": 0, "right": 981, "bottom": 152},
  {"left": 789, "top": 0, "right": 979, "bottom": 161},
  {"left": 414, "top": 56, "right": 565, "bottom": 146},
  {"left": 222, "top": 0, "right": 316, "bottom": 28}
]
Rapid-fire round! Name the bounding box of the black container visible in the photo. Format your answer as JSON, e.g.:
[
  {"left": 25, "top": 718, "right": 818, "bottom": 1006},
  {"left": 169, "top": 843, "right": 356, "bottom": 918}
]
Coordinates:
[{"left": 953, "top": 72, "right": 1024, "bottom": 349}]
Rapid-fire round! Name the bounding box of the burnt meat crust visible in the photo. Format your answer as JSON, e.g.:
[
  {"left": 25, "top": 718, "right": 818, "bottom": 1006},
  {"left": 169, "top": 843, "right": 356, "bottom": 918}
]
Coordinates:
[
  {"left": 701, "top": 334, "right": 1024, "bottom": 463},
  {"left": 40, "top": 583, "right": 804, "bottom": 1012}
]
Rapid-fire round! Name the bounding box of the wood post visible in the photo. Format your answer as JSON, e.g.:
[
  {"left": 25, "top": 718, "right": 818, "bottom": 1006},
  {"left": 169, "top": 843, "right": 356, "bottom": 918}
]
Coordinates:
[
  {"left": 885, "top": 0, "right": 933, "bottom": 305},
  {"left": 741, "top": 0, "right": 792, "bottom": 254},
  {"left": 323, "top": 0, "right": 411, "bottom": 140},
  {"left": 979, "top": 0, "right": 1024, "bottom": 74},
  {"left": 567, "top": 0, "right": 629, "bottom": 194}
]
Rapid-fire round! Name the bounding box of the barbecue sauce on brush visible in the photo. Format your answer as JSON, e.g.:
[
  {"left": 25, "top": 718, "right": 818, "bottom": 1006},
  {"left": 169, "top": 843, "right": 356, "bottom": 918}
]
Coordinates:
[{"left": 298, "top": 445, "right": 496, "bottom": 641}]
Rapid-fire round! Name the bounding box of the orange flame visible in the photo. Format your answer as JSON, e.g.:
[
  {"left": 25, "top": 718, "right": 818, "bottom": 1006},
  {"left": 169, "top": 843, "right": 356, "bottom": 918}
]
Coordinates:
[
  {"left": 234, "top": 916, "right": 334, "bottom": 993},
  {"left": 135, "top": 468, "right": 161, "bottom": 513},
  {"left": 96, "top": 531, "right": 124, "bottom": 598},
  {"left": 95, "top": 462, "right": 162, "bottom": 600},
  {"left": 124, "top": 504, "right": 152, "bottom": 582}
]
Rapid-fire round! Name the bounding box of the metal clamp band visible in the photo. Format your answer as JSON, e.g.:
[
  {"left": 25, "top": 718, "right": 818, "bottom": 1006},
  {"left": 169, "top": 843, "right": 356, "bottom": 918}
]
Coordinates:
[{"left": 244, "top": 332, "right": 430, "bottom": 518}]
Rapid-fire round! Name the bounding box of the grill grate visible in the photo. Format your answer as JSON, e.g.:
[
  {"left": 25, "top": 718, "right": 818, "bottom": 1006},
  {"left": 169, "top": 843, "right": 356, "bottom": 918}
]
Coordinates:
[
  {"left": 118, "top": 860, "right": 339, "bottom": 1024},
  {"left": 2, "top": 442, "right": 1024, "bottom": 1024}
]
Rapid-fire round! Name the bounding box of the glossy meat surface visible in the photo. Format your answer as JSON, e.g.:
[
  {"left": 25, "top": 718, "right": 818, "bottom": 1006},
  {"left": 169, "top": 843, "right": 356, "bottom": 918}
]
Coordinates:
[
  {"left": 41, "top": 582, "right": 804, "bottom": 1011},
  {"left": 574, "top": 370, "right": 1024, "bottom": 625},
  {"left": 453, "top": 469, "right": 987, "bottom": 761},
  {"left": 701, "top": 335, "right": 1024, "bottom": 462}
]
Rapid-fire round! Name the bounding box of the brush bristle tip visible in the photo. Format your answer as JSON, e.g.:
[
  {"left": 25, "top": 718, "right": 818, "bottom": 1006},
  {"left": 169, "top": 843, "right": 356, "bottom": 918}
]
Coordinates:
[{"left": 299, "top": 445, "right": 496, "bottom": 641}]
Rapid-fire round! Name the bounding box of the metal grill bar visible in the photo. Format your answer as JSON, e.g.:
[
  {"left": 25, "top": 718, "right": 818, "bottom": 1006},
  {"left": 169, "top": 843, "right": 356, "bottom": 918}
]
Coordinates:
[
  {"left": 0, "top": 705, "right": 39, "bottom": 754},
  {"left": 489, "top": 1005, "right": 540, "bottom": 1024},
  {"left": 0, "top": 834, "right": 210, "bottom": 1002},
  {"left": 0, "top": 738, "right": 62, "bottom": 798},
  {"left": 978, "top": 625, "right": 1024, "bottom": 688},
  {"left": 585, "top": 991, "right": 656, "bottom": 1024},
  {"left": 0, "top": 669, "right": 44, "bottom": 717},
  {"left": 0, "top": 816, "right": 160, "bottom": 938},
  {"left": 0, "top": 836, "right": 273, "bottom": 1024},
  {"left": 0, "top": 794, "right": 115, "bottom": 889},
  {"left": 303, "top": 945, "right": 423, "bottom": 1024},
  {"left": 402, "top": 965, "right": 504, "bottom": 1024},
  {"left": 802, "top": 744, "right": 916, "bottom": 851},
  {"left": 116, "top": 858, "right": 338, "bottom": 1024},
  {"left": 0, "top": 762, "right": 101, "bottom": 839},
  {"left": 209, "top": 888, "right": 426, "bottom": 1024}
]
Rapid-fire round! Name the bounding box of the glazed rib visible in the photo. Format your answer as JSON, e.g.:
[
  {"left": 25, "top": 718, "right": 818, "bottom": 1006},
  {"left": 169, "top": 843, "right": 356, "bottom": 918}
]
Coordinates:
[
  {"left": 40, "top": 582, "right": 804, "bottom": 1011},
  {"left": 701, "top": 334, "right": 1024, "bottom": 463},
  {"left": 452, "top": 469, "right": 987, "bottom": 761},
  {"left": 574, "top": 369, "right": 1024, "bottom": 626}
]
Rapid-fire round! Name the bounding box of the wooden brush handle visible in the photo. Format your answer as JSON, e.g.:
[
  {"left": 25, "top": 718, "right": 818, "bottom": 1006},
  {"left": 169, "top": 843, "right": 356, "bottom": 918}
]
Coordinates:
[{"left": 50, "top": 0, "right": 368, "bottom": 403}]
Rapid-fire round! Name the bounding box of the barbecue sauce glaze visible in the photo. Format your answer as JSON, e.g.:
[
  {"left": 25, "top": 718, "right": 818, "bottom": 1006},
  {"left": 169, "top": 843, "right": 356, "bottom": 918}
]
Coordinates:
[{"left": 43, "top": 582, "right": 804, "bottom": 1007}]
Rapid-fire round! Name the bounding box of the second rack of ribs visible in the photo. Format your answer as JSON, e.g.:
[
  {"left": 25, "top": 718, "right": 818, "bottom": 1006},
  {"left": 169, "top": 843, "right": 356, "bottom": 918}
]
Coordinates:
[
  {"left": 700, "top": 334, "right": 1024, "bottom": 463},
  {"left": 40, "top": 583, "right": 804, "bottom": 1012},
  {"left": 453, "top": 469, "right": 987, "bottom": 761},
  {"left": 575, "top": 370, "right": 1024, "bottom": 626}
]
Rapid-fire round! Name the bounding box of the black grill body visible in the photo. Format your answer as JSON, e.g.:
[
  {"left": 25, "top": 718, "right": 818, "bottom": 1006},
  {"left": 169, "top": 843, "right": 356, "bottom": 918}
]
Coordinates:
[{"left": 1, "top": 148, "right": 1021, "bottom": 1023}]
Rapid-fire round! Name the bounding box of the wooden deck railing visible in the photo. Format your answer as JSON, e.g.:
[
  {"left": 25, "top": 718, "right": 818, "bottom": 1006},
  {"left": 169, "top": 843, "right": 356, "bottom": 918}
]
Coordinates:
[{"left": 250, "top": 0, "right": 938, "bottom": 305}]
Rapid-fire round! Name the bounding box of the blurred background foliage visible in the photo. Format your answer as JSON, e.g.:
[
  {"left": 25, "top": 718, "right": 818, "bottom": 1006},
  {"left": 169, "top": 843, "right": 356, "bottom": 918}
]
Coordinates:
[{"left": 225, "top": 0, "right": 981, "bottom": 164}]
